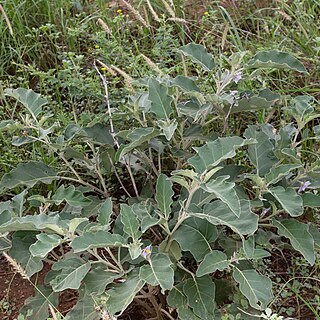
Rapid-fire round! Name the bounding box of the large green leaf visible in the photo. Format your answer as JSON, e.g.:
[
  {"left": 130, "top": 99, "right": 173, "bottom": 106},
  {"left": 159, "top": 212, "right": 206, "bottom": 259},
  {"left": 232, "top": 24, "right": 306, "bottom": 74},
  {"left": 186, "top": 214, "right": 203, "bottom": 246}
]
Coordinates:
[
  {"left": 120, "top": 204, "right": 142, "bottom": 240},
  {"left": 202, "top": 176, "right": 241, "bottom": 217},
  {"left": 290, "top": 95, "right": 314, "bottom": 121},
  {"left": 71, "top": 231, "right": 125, "bottom": 252},
  {"left": 82, "top": 123, "right": 113, "bottom": 145},
  {"left": 131, "top": 201, "right": 159, "bottom": 233},
  {"left": 0, "top": 161, "right": 57, "bottom": 193},
  {"left": 244, "top": 126, "right": 277, "bottom": 176},
  {"left": 148, "top": 78, "right": 173, "bottom": 120},
  {"left": 29, "top": 234, "right": 62, "bottom": 258},
  {"left": 302, "top": 193, "right": 320, "bottom": 207},
  {"left": 190, "top": 200, "right": 258, "bottom": 236},
  {"left": 178, "top": 43, "right": 215, "bottom": 71},
  {"left": 158, "top": 118, "right": 178, "bottom": 141},
  {"left": 231, "top": 89, "right": 280, "bottom": 113},
  {"left": 120, "top": 204, "right": 142, "bottom": 259},
  {"left": 232, "top": 267, "right": 273, "bottom": 310},
  {"left": 273, "top": 219, "right": 315, "bottom": 265},
  {"left": 4, "top": 88, "right": 47, "bottom": 120},
  {"left": 65, "top": 290, "right": 100, "bottom": 320},
  {"left": 97, "top": 198, "right": 113, "bottom": 227},
  {"left": 167, "top": 283, "right": 186, "bottom": 308},
  {"left": 266, "top": 164, "right": 301, "bottom": 185},
  {"left": 116, "top": 127, "right": 160, "bottom": 161},
  {"left": 156, "top": 173, "right": 174, "bottom": 219},
  {"left": 167, "top": 284, "right": 202, "bottom": 320},
  {"left": 188, "top": 137, "right": 254, "bottom": 173},
  {"left": 9, "top": 231, "right": 43, "bottom": 277},
  {"left": 106, "top": 272, "right": 145, "bottom": 316},
  {"left": 50, "top": 257, "right": 91, "bottom": 292},
  {"left": 0, "top": 214, "right": 69, "bottom": 235},
  {"left": 139, "top": 253, "right": 174, "bottom": 293},
  {"left": 197, "top": 251, "right": 229, "bottom": 277},
  {"left": 172, "top": 217, "right": 218, "bottom": 261},
  {"left": 183, "top": 275, "right": 215, "bottom": 318},
  {"left": 178, "top": 307, "right": 202, "bottom": 320},
  {"left": 171, "top": 75, "right": 200, "bottom": 92},
  {"left": 83, "top": 263, "right": 121, "bottom": 294},
  {"left": 52, "top": 185, "right": 92, "bottom": 207},
  {"left": 19, "top": 286, "right": 58, "bottom": 320},
  {"left": 268, "top": 186, "right": 303, "bottom": 217},
  {"left": 247, "top": 50, "right": 307, "bottom": 73}
]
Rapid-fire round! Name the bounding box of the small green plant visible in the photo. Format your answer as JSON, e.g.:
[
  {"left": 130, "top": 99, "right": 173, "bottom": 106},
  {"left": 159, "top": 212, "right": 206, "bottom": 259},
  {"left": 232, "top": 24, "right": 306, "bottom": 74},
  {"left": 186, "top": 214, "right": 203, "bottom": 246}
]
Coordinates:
[{"left": 0, "top": 42, "right": 319, "bottom": 320}]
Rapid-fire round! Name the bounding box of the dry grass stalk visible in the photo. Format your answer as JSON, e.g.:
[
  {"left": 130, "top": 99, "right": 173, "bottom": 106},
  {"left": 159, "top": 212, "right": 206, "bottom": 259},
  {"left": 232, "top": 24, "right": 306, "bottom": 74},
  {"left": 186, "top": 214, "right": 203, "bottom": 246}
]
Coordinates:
[
  {"left": 97, "top": 18, "right": 112, "bottom": 35},
  {"left": 96, "top": 59, "right": 117, "bottom": 76},
  {"left": 3, "top": 252, "right": 29, "bottom": 279},
  {"left": 120, "top": 0, "right": 150, "bottom": 28},
  {"left": 277, "top": 10, "right": 292, "bottom": 21},
  {"left": 167, "top": 17, "right": 187, "bottom": 24},
  {"left": 145, "top": 0, "right": 161, "bottom": 22},
  {"left": 0, "top": 4, "right": 13, "bottom": 36},
  {"left": 160, "top": 0, "right": 176, "bottom": 18},
  {"left": 140, "top": 53, "right": 162, "bottom": 74},
  {"left": 110, "top": 64, "right": 135, "bottom": 91},
  {"left": 110, "top": 64, "right": 134, "bottom": 84}
]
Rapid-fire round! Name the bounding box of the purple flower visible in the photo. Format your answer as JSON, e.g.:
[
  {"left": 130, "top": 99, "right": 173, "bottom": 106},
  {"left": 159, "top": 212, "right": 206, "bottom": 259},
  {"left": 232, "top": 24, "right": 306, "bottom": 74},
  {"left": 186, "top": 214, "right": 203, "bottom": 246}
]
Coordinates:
[
  {"left": 141, "top": 245, "right": 152, "bottom": 259},
  {"left": 233, "top": 71, "right": 242, "bottom": 84},
  {"left": 298, "top": 181, "right": 311, "bottom": 193}
]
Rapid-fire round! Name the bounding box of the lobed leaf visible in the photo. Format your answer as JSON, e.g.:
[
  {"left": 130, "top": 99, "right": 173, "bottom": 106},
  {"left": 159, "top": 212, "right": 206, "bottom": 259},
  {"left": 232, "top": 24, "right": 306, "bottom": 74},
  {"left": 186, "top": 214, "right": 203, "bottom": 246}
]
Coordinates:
[
  {"left": 232, "top": 268, "right": 273, "bottom": 310},
  {"left": 19, "top": 286, "right": 58, "bottom": 320},
  {"left": 97, "top": 198, "right": 113, "bottom": 227},
  {"left": 183, "top": 275, "right": 215, "bottom": 318},
  {"left": 202, "top": 175, "right": 241, "bottom": 217},
  {"left": 0, "top": 161, "right": 57, "bottom": 193},
  {"left": 116, "top": 127, "right": 160, "bottom": 161},
  {"left": 106, "top": 272, "right": 145, "bottom": 316},
  {"left": 273, "top": 219, "right": 315, "bottom": 265},
  {"left": 52, "top": 185, "right": 92, "bottom": 207},
  {"left": 247, "top": 50, "right": 307, "bottom": 73},
  {"left": 120, "top": 204, "right": 142, "bottom": 240},
  {"left": 71, "top": 231, "right": 126, "bottom": 252},
  {"left": 139, "top": 253, "right": 174, "bottom": 293},
  {"left": 148, "top": 78, "right": 173, "bottom": 120},
  {"left": 173, "top": 217, "right": 218, "bottom": 261},
  {"left": 268, "top": 186, "right": 303, "bottom": 217},
  {"left": 197, "top": 251, "right": 229, "bottom": 277},
  {"left": 188, "top": 137, "right": 255, "bottom": 173},
  {"left": 178, "top": 43, "right": 215, "bottom": 71},
  {"left": 190, "top": 200, "right": 258, "bottom": 236},
  {"left": 83, "top": 263, "right": 122, "bottom": 295},
  {"left": 9, "top": 232, "right": 43, "bottom": 277},
  {"left": 29, "top": 234, "right": 62, "bottom": 258},
  {"left": 4, "top": 88, "right": 47, "bottom": 120},
  {"left": 156, "top": 174, "right": 174, "bottom": 219},
  {"left": 244, "top": 126, "right": 277, "bottom": 176}
]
